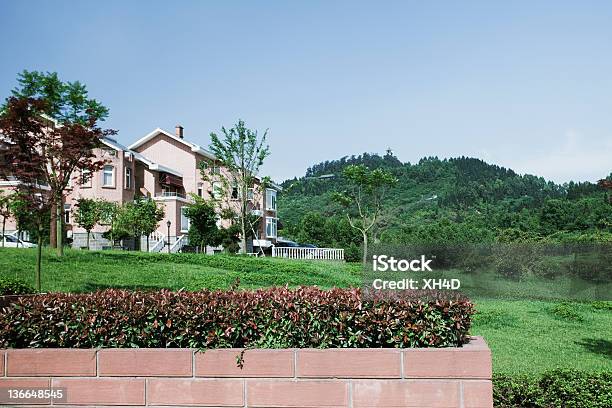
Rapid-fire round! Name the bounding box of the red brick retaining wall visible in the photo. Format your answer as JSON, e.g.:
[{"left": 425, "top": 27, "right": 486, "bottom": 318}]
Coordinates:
[{"left": 0, "top": 336, "right": 492, "bottom": 407}]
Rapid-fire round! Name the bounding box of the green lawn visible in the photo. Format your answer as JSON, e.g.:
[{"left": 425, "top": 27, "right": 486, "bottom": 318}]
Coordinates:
[{"left": 0, "top": 247, "right": 610, "bottom": 375}]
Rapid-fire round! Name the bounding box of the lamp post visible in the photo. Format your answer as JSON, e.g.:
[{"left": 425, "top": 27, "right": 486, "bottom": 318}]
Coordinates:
[{"left": 166, "top": 220, "right": 171, "bottom": 254}]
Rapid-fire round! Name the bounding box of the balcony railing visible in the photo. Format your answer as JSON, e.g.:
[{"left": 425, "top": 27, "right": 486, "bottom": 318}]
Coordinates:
[{"left": 154, "top": 192, "right": 187, "bottom": 199}]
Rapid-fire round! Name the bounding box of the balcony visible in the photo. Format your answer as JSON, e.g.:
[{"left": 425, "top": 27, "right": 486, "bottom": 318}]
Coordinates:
[{"left": 154, "top": 192, "right": 187, "bottom": 199}]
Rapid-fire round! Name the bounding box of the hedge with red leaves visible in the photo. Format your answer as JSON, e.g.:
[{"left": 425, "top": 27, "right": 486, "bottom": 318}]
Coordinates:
[{"left": 0, "top": 287, "right": 473, "bottom": 348}]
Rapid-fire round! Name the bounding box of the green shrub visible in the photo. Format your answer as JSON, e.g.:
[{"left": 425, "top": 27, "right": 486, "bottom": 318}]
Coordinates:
[
  {"left": 494, "top": 369, "right": 612, "bottom": 408},
  {"left": 0, "top": 278, "right": 35, "bottom": 295},
  {"left": 590, "top": 301, "right": 612, "bottom": 311},
  {"left": 549, "top": 302, "right": 584, "bottom": 322},
  {"left": 0, "top": 287, "right": 474, "bottom": 349},
  {"left": 493, "top": 373, "right": 541, "bottom": 407},
  {"left": 473, "top": 310, "right": 519, "bottom": 329}
]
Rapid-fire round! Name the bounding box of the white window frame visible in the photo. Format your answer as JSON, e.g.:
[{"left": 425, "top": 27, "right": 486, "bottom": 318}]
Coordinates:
[
  {"left": 125, "top": 167, "right": 132, "bottom": 189},
  {"left": 102, "top": 165, "right": 115, "bottom": 188},
  {"left": 197, "top": 183, "right": 203, "bottom": 197},
  {"left": 266, "top": 188, "right": 277, "bottom": 211},
  {"left": 180, "top": 206, "right": 190, "bottom": 233},
  {"left": 64, "top": 204, "right": 71, "bottom": 224},
  {"left": 265, "top": 217, "right": 277, "bottom": 238}
]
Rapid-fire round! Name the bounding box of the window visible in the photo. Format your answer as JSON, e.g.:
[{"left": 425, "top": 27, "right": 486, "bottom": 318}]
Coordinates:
[
  {"left": 247, "top": 188, "right": 254, "bottom": 200},
  {"left": 266, "top": 217, "right": 277, "bottom": 238},
  {"left": 180, "top": 207, "right": 190, "bottom": 232},
  {"left": 102, "top": 165, "right": 114, "bottom": 187},
  {"left": 266, "top": 189, "right": 277, "bottom": 211},
  {"left": 64, "top": 204, "right": 71, "bottom": 224},
  {"left": 231, "top": 183, "right": 239, "bottom": 200},
  {"left": 81, "top": 169, "right": 91, "bottom": 188},
  {"left": 125, "top": 167, "right": 132, "bottom": 189},
  {"left": 212, "top": 182, "right": 223, "bottom": 199},
  {"left": 197, "top": 183, "right": 203, "bottom": 197},
  {"left": 212, "top": 165, "right": 221, "bottom": 175}
]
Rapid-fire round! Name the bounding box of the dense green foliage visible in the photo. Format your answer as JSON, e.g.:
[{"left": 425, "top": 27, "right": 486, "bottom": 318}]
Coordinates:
[
  {"left": 6, "top": 70, "right": 109, "bottom": 124},
  {"left": 493, "top": 369, "right": 612, "bottom": 407},
  {"left": 280, "top": 153, "right": 612, "bottom": 259},
  {"left": 0, "top": 278, "right": 35, "bottom": 295},
  {"left": 0, "top": 287, "right": 473, "bottom": 349},
  {"left": 185, "top": 195, "right": 221, "bottom": 251}
]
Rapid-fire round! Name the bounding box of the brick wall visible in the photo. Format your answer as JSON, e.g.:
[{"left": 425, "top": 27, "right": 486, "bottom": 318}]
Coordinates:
[{"left": 0, "top": 336, "right": 492, "bottom": 407}]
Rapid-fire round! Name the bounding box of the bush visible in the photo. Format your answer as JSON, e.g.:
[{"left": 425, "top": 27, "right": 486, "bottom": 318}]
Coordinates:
[
  {"left": 0, "top": 287, "right": 473, "bottom": 349},
  {"left": 569, "top": 251, "right": 612, "bottom": 283},
  {"left": 0, "top": 278, "right": 35, "bottom": 295},
  {"left": 549, "top": 302, "right": 583, "bottom": 322},
  {"left": 494, "top": 369, "right": 612, "bottom": 408}
]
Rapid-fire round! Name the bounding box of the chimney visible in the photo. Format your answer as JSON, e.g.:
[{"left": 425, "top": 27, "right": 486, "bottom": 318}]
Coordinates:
[{"left": 175, "top": 125, "right": 184, "bottom": 139}]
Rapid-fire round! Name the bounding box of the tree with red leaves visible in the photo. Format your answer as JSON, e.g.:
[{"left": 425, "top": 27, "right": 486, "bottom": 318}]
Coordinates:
[
  {"left": 0, "top": 97, "right": 52, "bottom": 289},
  {"left": 599, "top": 178, "right": 612, "bottom": 203},
  {"left": 3, "top": 70, "right": 114, "bottom": 256}
]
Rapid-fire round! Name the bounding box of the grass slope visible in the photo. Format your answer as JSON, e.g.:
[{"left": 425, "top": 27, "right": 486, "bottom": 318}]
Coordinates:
[{"left": 0, "top": 247, "right": 610, "bottom": 375}]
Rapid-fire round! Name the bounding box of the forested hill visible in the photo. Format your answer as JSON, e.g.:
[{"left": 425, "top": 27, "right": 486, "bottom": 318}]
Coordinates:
[{"left": 278, "top": 152, "right": 611, "bottom": 258}]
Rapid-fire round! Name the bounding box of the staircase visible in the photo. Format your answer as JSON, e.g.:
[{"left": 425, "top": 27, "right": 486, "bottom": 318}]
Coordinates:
[
  {"left": 148, "top": 231, "right": 166, "bottom": 253},
  {"left": 170, "top": 235, "right": 188, "bottom": 253}
]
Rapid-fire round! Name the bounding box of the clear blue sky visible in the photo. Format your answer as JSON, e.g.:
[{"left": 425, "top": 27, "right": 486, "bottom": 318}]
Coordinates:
[{"left": 1, "top": 1, "right": 611, "bottom": 183}]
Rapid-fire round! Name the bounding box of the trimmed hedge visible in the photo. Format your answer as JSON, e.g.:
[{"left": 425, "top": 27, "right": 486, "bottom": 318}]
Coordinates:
[
  {"left": 494, "top": 369, "right": 612, "bottom": 408},
  {"left": 0, "top": 278, "right": 35, "bottom": 295},
  {"left": 0, "top": 287, "right": 473, "bottom": 349}
]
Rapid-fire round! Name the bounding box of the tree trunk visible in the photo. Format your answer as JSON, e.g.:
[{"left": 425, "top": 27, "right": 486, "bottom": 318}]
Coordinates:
[
  {"left": 36, "top": 225, "right": 43, "bottom": 292},
  {"left": 240, "top": 218, "right": 247, "bottom": 254},
  {"left": 49, "top": 202, "right": 57, "bottom": 248},
  {"left": 1, "top": 217, "right": 5, "bottom": 248},
  {"left": 362, "top": 231, "right": 369, "bottom": 266},
  {"left": 146, "top": 235, "right": 149, "bottom": 252},
  {"left": 86, "top": 230, "right": 90, "bottom": 250},
  {"left": 56, "top": 196, "right": 63, "bottom": 256}
]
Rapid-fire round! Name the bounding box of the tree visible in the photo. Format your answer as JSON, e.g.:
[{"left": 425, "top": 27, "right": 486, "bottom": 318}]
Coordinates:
[
  {"left": 137, "top": 199, "right": 165, "bottom": 251},
  {"left": 184, "top": 195, "right": 221, "bottom": 253},
  {"left": 296, "top": 212, "right": 327, "bottom": 247},
  {"left": 97, "top": 200, "right": 120, "bottom": 247},
  {"left": 205, "top": 120, "right": 271, "bottom": 254},
  {"left": 0, "top": 97, "right": 54, "bottom": 291},
  {"left": 332, "top": 164, "right": 397, "bottom": 265},
  {"left": 599, "top": 178, "right": 612, "bottom": 204},
  {"left": 0, "top": 191, "right": 12, "bottom": 247},
  {"left": 4, "top": 70, "right": 113, "bottom": 256},
  {"left": 114, "top": 199, "right": 164, "bottom": 251},
  {"left": 73, "top": 198, "right": 101, "bottom": 249}
]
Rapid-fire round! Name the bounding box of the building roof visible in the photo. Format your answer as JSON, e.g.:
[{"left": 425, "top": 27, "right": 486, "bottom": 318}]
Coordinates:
[
  {"left": 100, "top": 136, "right": 183, "bottom": 177},
  {"left": 131, "top": 150, "right": 183, "bottom": 177},
  {"left": 112, "top": 129, "right": 282, "bottom": 188},
  {"left": 128, "top": 128, "right": 216, "bottom": 160},
  {"left": 101, "top": 136, "right": 130, "bottom": 151}
]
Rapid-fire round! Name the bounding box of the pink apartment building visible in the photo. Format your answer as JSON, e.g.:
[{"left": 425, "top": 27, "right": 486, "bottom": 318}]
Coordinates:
[{"left": 2, "top": 125, "right": 281, "bottom": 253}]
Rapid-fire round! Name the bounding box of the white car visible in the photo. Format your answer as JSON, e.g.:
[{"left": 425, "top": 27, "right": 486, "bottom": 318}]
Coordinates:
[{"left": 1, "top": 235, "right": 37, "bottom": 248}]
